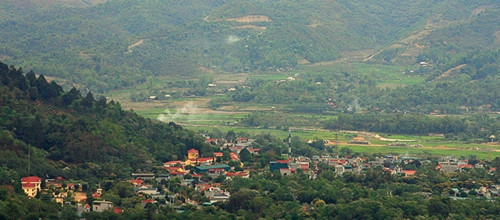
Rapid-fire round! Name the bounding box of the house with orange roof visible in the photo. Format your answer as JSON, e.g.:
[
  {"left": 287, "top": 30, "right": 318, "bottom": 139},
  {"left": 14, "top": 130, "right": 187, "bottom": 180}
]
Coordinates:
[
  {"left": 236, "top": 137, "right": 248, "bottom": 144},
  {"left": 21, "top": 176, "right": 42, "bottom": 198},
  {"left": 197, "top": 157, "right": 214, "bottom": 165},
  {"left": 299, "top": 163, "right": 310, "bottom": 171},
  {"left": 247, "top": 148, "right": 260, "bottom": 155},
  {"left": 458, "top": 164, "right": 474, "bottom": 170},
  {"left": 400, "top": 170, "right": 417, "bottom": 176},
  {"left": 229, "top": 146, "right": 243, "bottom": 154},
  {"left": 329, "top": 159, "right": 349, "bottom": 166},
  {"left": 170, "top": 171, "right": 187, "bottom": 179},
  {"left": 130, "top": 179, "right": 144, "bottom": 188},
  {"left": 187, "top": 149, "right": 199, "bottom": 160},
  {"left": 280, "top": 168, "right": 296, "bottom": 176},
  {"left": 191, "top": 173, "right": 202, "bottom": 178},
  {"left": 164, "top": 166, "right": 185, "bottom": 172},
  {"left": 270, "top": 160, "right": 291, "bottom": 172},
  {"left": 205, "top": 138, "right": 219, "bottom": 145},
  {"left": 230, "top": 152, "right": 240, "bottom": 161},
  {"left": 186, "top": 157, "right": 214, "bottom": 166},
  {"left": 164, "top": 160, "right": 185, "bottom": 167},
  {"left": 195, "top": 183, "right": 212, "bottom": 192},
  {"left": 225, "top": 171, "right": 249, "bottom": 180}
]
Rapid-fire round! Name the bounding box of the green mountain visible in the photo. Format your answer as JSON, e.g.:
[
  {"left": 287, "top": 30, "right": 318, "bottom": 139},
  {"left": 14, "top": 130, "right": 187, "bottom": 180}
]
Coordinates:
[
  {"left": 1, "top": 0, "right": 499, "bottom": 92},
  {"left": 0, "top": 61, "right": 212, "bottom": 181}
]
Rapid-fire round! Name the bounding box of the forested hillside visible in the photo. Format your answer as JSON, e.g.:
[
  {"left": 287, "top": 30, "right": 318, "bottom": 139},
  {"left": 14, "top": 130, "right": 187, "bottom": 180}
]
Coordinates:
[
  {"left": 1, "top": 0, "right": 499, "bottom": 92},
  {"left": 0, "top": 61, "right": 212, "bottom": 182}
]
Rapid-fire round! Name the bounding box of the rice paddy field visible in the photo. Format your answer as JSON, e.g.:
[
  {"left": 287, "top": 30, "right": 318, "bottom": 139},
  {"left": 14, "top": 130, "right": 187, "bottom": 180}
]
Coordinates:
[
  {"left": 108, "top": 62, "right": 500, "bottom": 159},
  {"left": 131, "top": 103, "right": 500, "bottom": 160}
]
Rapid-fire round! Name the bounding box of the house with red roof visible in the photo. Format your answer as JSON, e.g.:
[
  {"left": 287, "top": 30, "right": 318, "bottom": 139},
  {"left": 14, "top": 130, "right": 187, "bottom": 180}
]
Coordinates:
[
  {"left": 21, "top": 176, "right": 42, "bottom": 198},
  {"left": 207, "top": 168, "right": 226, "bottom": 177},
  {"left": 113, "top": 207, "right": 124, "bottom": 214},
  {"left": 214, "top": 152, "right": 223, "bottom": 157},
  {"left": 92, "top": 193, "right": 101, "bottom": 199},
  {"left": 141, "top": 199, "right": 157, "bottom": 208},
  {"left": 66, "top": 183, "right": 76, "bottom": 191}
]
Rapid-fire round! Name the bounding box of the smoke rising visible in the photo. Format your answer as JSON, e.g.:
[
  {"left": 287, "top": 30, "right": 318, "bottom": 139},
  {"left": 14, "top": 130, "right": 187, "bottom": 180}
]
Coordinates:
[{"left": 157, "top": 101, "right": 202, "bottom": 122}]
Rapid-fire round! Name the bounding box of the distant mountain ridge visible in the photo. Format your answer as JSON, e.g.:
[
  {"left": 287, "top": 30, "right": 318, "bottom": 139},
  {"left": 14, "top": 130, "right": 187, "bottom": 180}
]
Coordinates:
[{"left": 0, "top": 0, "right": 498, "bottom": 92}]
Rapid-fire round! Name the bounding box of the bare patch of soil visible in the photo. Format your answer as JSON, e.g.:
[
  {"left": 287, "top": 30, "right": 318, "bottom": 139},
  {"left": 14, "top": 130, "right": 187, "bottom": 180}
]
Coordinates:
[
  {"left": 121, "top": 100, "right": 166, "bottom": 111},
  {"left": 297, "top": 59, "right": 311, "bottom": 65},
  {"left": 232, "top": 25, "right": 267, "bottom": 30},
  {"left": 470, "top": 5, "right": 494, "bottom": 17},
  {"left": 5, "top": 0, "right": 107, "bottom": 8},
  {"left": 434, "top": 64, "right": 467, "bottom": 80},
  {"left": 125, "top": 39, "right": 144, "bottom": 54},
  {"left": 78, "top": 51, "right": 91, "bottom": 58},
  {"left": 225, "top": 15, "right": 271, "bottom": 23},
  {"left": 494, "top": 31, "right": 500, "bottom": 45},
  {"left": 74, "top": 192, "right": 87, "bottom": 202}
]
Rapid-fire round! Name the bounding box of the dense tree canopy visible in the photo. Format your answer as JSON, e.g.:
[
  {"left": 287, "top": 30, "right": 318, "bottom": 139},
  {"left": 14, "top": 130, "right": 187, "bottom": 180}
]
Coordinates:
[{"left": 0, "top": 61, "right": 210, "bottom": 180}]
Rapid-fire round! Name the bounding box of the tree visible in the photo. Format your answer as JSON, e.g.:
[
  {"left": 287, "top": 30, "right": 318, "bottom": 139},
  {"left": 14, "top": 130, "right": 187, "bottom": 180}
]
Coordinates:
[
  {"left": 82, "top": 91, "right": 94, "bottom": 109},
  {"left": 60, "top": 205, "right": 78, "bottom": 220},
  {"left": 62, "top": 87, "right": 81, "bottom": 106},
  {"left": 226, "top": 131, "right": 236, "bottom": 143},
  {"left": 239, "top": 148, "right": 252, "bottom": 163},
  {"left": 112, "top": 182, "right": 135, "bottom": 198},
  {"left": 428, "top": 198, "right": 450, "bottom": 218}
]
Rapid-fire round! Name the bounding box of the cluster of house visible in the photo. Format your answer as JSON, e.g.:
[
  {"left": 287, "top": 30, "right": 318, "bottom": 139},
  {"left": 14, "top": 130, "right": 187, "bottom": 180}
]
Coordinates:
[
  {"left": 270, "top": 157, "right": 316, "bottom": 179},
  {"left": 195, "top": 183, "right": 230, "bottom": 204},
  {"left": 450, "top": 185, "right": 500, "bottom": 199},
  {"left": 19, "top": 136, "right": 500, "bottom": 214},
  {"left": 163, "top": 148, "right": 250, "bottom": 180},
  {"left": 162, "top": 135, "right": 259, "bottom": 178},
  {"left": 266, "top": 151, "right": 485, "bottom": 182},
  {"left": 205, "top": 136, "right": 260, "bottom": 154},
  {"left": 437, "top": 160, "right": 483, "bottom": 172}
]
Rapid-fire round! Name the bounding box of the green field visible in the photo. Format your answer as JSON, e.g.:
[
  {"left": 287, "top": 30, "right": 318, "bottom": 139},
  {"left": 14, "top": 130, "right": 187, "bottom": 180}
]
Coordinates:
[
  {"left": 133, "top": 107, "right": 500, "bottom": 160},
  {"left": 115, "top": 60, "right": 499, "bottom": 160}
]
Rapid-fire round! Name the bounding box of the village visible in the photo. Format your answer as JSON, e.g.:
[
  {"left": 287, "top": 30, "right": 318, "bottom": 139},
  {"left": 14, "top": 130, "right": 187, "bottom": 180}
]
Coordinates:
[{"left": 19, "top": 135, "right": 500, "bottom": 216}]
